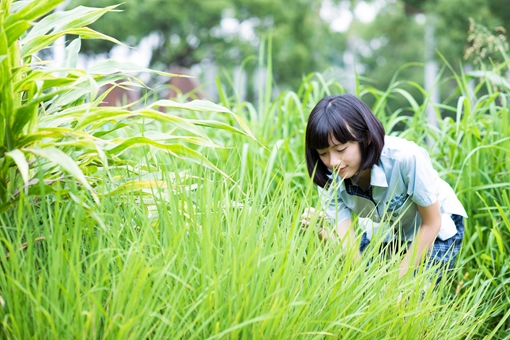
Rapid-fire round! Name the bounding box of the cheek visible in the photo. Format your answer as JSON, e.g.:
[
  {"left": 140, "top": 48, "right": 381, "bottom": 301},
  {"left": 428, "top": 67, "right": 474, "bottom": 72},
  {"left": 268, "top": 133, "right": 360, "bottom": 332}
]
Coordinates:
[{"left": 319, "top": 156, "right": 329, "bottom": 166}]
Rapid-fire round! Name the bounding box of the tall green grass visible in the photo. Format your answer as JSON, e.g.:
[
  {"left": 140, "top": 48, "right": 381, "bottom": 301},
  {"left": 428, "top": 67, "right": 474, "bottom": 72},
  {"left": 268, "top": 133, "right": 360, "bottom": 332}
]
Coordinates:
[
  {"left": 1, "top": 2, "right": 510, "bottom": 338},
  {"left": 0, "top": 161, "right": 500, "bottom": 338},
  {"left": 4, "top": 66, "right": 509, "bottom": 338},
  {"left": 207, "top": 57, "right": 510, "bottom": 337}
]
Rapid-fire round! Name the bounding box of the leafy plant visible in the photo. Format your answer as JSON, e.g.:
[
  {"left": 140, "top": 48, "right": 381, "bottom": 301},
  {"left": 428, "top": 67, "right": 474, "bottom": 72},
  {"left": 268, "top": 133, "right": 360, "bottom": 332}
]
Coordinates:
[
  {"left": 0, "top": 0, "right": 253, "bottom": 212},
  {"left": 1, "top": 2, "right": 509, "bottom": 338}
]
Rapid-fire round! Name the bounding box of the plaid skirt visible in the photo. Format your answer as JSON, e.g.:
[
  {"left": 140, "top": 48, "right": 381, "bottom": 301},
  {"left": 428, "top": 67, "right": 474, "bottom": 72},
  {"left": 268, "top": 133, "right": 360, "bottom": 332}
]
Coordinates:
[{"left": 359, "top": 214, "right": 465, "bottom": 270}]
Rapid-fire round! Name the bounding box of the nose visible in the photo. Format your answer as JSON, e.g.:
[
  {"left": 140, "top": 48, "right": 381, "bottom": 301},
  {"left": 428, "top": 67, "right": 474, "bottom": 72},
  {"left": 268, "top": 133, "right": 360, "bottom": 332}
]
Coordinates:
[{"left": 329, "top": 152, "right": 343, "bottom": 169}]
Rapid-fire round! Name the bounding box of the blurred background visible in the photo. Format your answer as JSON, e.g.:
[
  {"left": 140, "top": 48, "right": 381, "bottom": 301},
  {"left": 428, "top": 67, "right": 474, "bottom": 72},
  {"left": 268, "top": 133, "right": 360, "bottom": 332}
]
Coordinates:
[{"left": 55, "top": 0, "right": 509, "bottom": 108}]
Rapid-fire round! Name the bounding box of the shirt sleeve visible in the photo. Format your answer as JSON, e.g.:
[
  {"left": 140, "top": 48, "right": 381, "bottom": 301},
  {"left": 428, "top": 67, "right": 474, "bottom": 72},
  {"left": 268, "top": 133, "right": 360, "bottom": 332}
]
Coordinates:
[
  {"left": 317, "top": 185, "right": 352, "bottom": 224},
  {"left": 401, "top": 144, "right": 439, "bottom": 207}
]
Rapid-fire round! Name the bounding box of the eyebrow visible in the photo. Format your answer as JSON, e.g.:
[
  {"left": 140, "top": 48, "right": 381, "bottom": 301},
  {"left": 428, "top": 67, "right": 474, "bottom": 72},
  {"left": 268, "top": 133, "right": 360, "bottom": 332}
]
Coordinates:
[
  {"left": 317, "top": 142, "right": 344, "bottom": 151},
  {"left": 328, "top": 142, "right": 344, "bottom": 148}
]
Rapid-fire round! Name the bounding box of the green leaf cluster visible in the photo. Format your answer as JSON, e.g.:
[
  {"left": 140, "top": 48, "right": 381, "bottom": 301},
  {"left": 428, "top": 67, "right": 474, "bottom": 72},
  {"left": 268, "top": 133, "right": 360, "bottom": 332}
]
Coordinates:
[{"left": 0, "top": 0, "right": 254, "bottom": 211}]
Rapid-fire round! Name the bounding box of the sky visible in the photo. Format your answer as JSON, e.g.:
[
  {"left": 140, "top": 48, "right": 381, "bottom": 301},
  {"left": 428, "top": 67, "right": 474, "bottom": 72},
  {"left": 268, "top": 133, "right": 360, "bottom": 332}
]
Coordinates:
[{"left": 320, "top": 0, "right": 386, "bottom": 32}]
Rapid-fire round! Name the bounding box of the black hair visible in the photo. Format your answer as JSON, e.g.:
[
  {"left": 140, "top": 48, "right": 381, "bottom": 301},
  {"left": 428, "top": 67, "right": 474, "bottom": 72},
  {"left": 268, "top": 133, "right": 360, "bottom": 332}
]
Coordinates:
[{"left": 305, "top": 94, "right": 385, "bottom": 188}]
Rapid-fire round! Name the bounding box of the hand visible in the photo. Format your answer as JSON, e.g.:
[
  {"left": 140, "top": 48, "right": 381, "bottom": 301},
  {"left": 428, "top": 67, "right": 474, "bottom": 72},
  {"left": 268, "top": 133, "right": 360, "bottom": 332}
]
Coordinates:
[
  {"left": 301, "top": 207, "right": 329, "bottom": 241},
  {"left": 301, "top": 207, "right": 326, "bottom": 226}
]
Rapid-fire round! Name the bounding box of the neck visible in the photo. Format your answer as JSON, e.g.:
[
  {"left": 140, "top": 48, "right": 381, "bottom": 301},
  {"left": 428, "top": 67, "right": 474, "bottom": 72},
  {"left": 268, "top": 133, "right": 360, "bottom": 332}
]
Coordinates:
[{"left": 355, "top": 169, "right": 371, "bottom": 191}]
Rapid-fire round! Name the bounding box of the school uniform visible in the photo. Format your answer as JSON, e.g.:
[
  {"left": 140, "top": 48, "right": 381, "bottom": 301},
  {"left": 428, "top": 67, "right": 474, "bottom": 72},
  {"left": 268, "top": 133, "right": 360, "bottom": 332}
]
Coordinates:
[{"left": 319, "top": 136, "right": 467, "bottom": 268}]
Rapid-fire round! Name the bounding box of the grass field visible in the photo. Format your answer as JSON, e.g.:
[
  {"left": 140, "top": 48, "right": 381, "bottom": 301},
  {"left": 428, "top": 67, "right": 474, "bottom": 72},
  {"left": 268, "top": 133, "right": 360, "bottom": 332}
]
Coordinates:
[{"left": 1, "top": 1, "right": 509, "bottom": 338}]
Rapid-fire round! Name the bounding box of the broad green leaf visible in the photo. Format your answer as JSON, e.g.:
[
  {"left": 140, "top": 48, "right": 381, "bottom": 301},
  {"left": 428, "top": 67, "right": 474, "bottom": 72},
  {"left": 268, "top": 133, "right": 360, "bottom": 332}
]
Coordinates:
[
  {"left": 21, "top": 27, "right": 123, "bottom": 57},
  {"left": 69, "top": 27, "right": 124, "bottom": 45},
  {"left": 64, "top": 38, "right": 81, "bottom": 69},
  {"left": 12, "top": 103, "right": 38, "bottom": 137},
  {"left": 5, "top": 20, "right": 31, "bottom": 46},
  {"left": 5, "top": 149, "right": 29, "bottom": 185},
  {"left": 10, "top": 1, "right": 31, "bottom": 14},
  {"left": 93, "top": 141, "right": 109, "bottom": 170},
  {"left": 73, "top": 108, "right": 135, "bottom": 129},
  {"left": 131, "top": 132, "right": 220, "bottom": 148},
  {"left": 12, "top": 68, "right": 46, "bottom": 92},
  {"left": 74, "top": 108, "right": 206, "bottom": 138},
  {"left": 0, "top": 178, "right": 58, "bottom": 214},
  {"left": 38, "top": 77, "right": 101, "bottom": 111},
  {"left": 19, "top": 88, "right": 72, "bottom": 111},
  {"left": 23, "top": 4, "right": 120, "bottom": 42},
  {"left": 39, "top": 73, "right": 137, "bottom": 110},
  {"left": 0, "top": 200, "right": 18, "bottom": 214},
  {"left": 3, "top": 115, "right": 15, "bottom": 151},
  {"left": 92, "top": 122, "right": 130, "bottom": 138},
  {"left": 150, "top": 99, "right": 233, "bottom": 113},
  {"left": 90, "top": 81, "right": 137, "bottom": 108},
  {"left": 25, "top": 146, "right": 98, "bottom": 203},
  {"left": 104, "top": 137, "right": 202, "bottom": 155},
  {"left": 107, "top": 133, "right": 219, "bottom": 150},
  {"left": 150, "top": 99, "right": 255, "bottom": 139},
  {"left": 5, "top": 0, "right": 61, "bottom": 31},
  {"left": 44, "top": 138, "right": 100, "bottom": 150},
  {"left": 103, "top": 138, "right": 229, "bottom": 179},
  {"left": 0, "top": 25, "right": 14, "bottom": 147},
  {"left": 20, "top": 33, "right": 60, "bottom": 57}
]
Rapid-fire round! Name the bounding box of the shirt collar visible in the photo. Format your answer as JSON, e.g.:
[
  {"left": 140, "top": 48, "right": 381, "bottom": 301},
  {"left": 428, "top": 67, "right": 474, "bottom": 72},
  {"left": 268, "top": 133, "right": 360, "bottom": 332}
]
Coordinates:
[
  {"left": 326, "top": 162, "right": 388, "bottom": 191},
  {"left": 370, "top": 163, "right": 388, "bottom": 188}
]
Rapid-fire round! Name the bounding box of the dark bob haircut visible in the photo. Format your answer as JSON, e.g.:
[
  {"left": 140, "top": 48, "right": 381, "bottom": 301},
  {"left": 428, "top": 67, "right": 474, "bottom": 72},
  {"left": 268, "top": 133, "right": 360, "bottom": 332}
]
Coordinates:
[{"left": 305, "top": 94, "right": 385, "bottom": 188}]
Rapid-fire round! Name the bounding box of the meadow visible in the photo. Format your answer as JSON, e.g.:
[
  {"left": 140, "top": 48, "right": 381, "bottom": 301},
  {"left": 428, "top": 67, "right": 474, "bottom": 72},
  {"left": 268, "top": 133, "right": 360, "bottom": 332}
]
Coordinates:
[{"left": 1, "top": 1, "right": 509, "bottom": 338}]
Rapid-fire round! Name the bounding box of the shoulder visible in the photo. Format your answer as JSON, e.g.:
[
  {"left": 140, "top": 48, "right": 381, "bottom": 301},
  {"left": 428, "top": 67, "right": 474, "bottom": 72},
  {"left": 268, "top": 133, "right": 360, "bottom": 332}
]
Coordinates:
[{"left": 381, "top": 136, "right": 429, "bottom": 164}]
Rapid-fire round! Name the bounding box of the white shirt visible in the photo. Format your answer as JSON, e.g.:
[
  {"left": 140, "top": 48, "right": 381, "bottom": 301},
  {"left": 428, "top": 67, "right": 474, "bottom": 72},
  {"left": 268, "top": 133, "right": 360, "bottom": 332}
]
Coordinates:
[{"left": 319, "top": 136, "right": 467, "bottom": 242}]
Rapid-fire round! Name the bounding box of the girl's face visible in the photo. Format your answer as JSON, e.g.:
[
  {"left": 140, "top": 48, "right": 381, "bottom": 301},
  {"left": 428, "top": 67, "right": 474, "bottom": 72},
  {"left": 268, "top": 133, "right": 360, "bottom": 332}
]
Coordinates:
[{"left": 316, "top": 136, "right": 362, "bottom": 179}]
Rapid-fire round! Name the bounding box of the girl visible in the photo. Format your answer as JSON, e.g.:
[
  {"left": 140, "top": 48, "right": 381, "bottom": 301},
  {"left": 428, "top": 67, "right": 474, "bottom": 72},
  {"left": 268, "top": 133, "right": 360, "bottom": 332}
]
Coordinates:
[{"left": 301, "top": 94, "right": 466, "bottom": 278}]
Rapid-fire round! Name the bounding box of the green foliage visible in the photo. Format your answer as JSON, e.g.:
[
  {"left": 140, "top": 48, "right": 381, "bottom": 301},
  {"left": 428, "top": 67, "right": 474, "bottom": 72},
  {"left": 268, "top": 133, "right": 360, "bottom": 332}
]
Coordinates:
[
  {"left": 0, "top": 0, "right": 253, "bottom": 212},
  {"left": 0, "top": 2, "right": 509, "bottom": 338},
  {"left": 0, "top": 164, "right": 501, "bottom": 338},
  {"left": 356, "top": 0, "right": 510, "bottom": 115},
  {"left": 69, "top": 0, "right": 339, "bottom": 90},
  {"left": 1, "top": 58, "right": 509, "bottom": 337},
  {"left": 431, "top": 0, "right": 505, "bottom": 62},
  {"left": 211, "top": 46, "right": 510, "bottom": 336}
]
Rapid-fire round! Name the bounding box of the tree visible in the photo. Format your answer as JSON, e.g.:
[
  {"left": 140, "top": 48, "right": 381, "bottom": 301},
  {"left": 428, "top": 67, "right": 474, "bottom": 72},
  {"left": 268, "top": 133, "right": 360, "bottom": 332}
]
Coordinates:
[
  {"left": 348, "top": 0, "right": 509, "bottom": 119},
  {"left": 68, "top": 0, "right": 337, "bottom": 91}
]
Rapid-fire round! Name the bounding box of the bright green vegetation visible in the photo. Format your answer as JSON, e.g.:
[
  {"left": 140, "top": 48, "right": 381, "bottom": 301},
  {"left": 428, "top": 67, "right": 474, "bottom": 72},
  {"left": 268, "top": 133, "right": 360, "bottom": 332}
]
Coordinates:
[{"left": 1, "top": 1, "right": 509, "bottom": 338}]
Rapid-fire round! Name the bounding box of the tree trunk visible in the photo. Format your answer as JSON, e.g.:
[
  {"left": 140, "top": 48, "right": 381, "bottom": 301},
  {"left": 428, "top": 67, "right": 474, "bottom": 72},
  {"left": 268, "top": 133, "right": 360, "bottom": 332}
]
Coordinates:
[{"left": 424, "top": 14, "right": 439, "bottom": 147}]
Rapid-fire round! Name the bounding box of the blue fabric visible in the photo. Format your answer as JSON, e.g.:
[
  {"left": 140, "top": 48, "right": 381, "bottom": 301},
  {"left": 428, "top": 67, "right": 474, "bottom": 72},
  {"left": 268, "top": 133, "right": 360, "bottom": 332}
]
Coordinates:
[
  {"left": 359, "top": 214, "right": 465, "bottom": 270},
  {"left": 319, "top": 136, "right": 467, "bottom": 242},
  {"left": 345, "top": 178, "right": 374, "bottom": 201},
  {"left": 428, "top": 214, "right": 464, "bottom": 269}
]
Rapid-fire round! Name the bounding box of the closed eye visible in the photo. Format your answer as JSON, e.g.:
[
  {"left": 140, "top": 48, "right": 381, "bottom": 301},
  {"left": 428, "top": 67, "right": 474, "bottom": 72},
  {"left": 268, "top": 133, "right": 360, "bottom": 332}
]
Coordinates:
[{"left": 337, "top": 147, "right": 347, "bottom": 153}]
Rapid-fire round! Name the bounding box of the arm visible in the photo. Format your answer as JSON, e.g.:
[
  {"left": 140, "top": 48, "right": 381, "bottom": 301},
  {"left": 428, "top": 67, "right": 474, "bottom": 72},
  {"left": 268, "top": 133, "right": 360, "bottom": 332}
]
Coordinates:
[
  {"left": 398, "top": 200, "right": 441, "bottom": 278},
  {"left": 333, "top": 218, "right": 361, "bottom": 261},
  {"left": 301, "top": 208, "right": 360, "bottom": 260}
]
